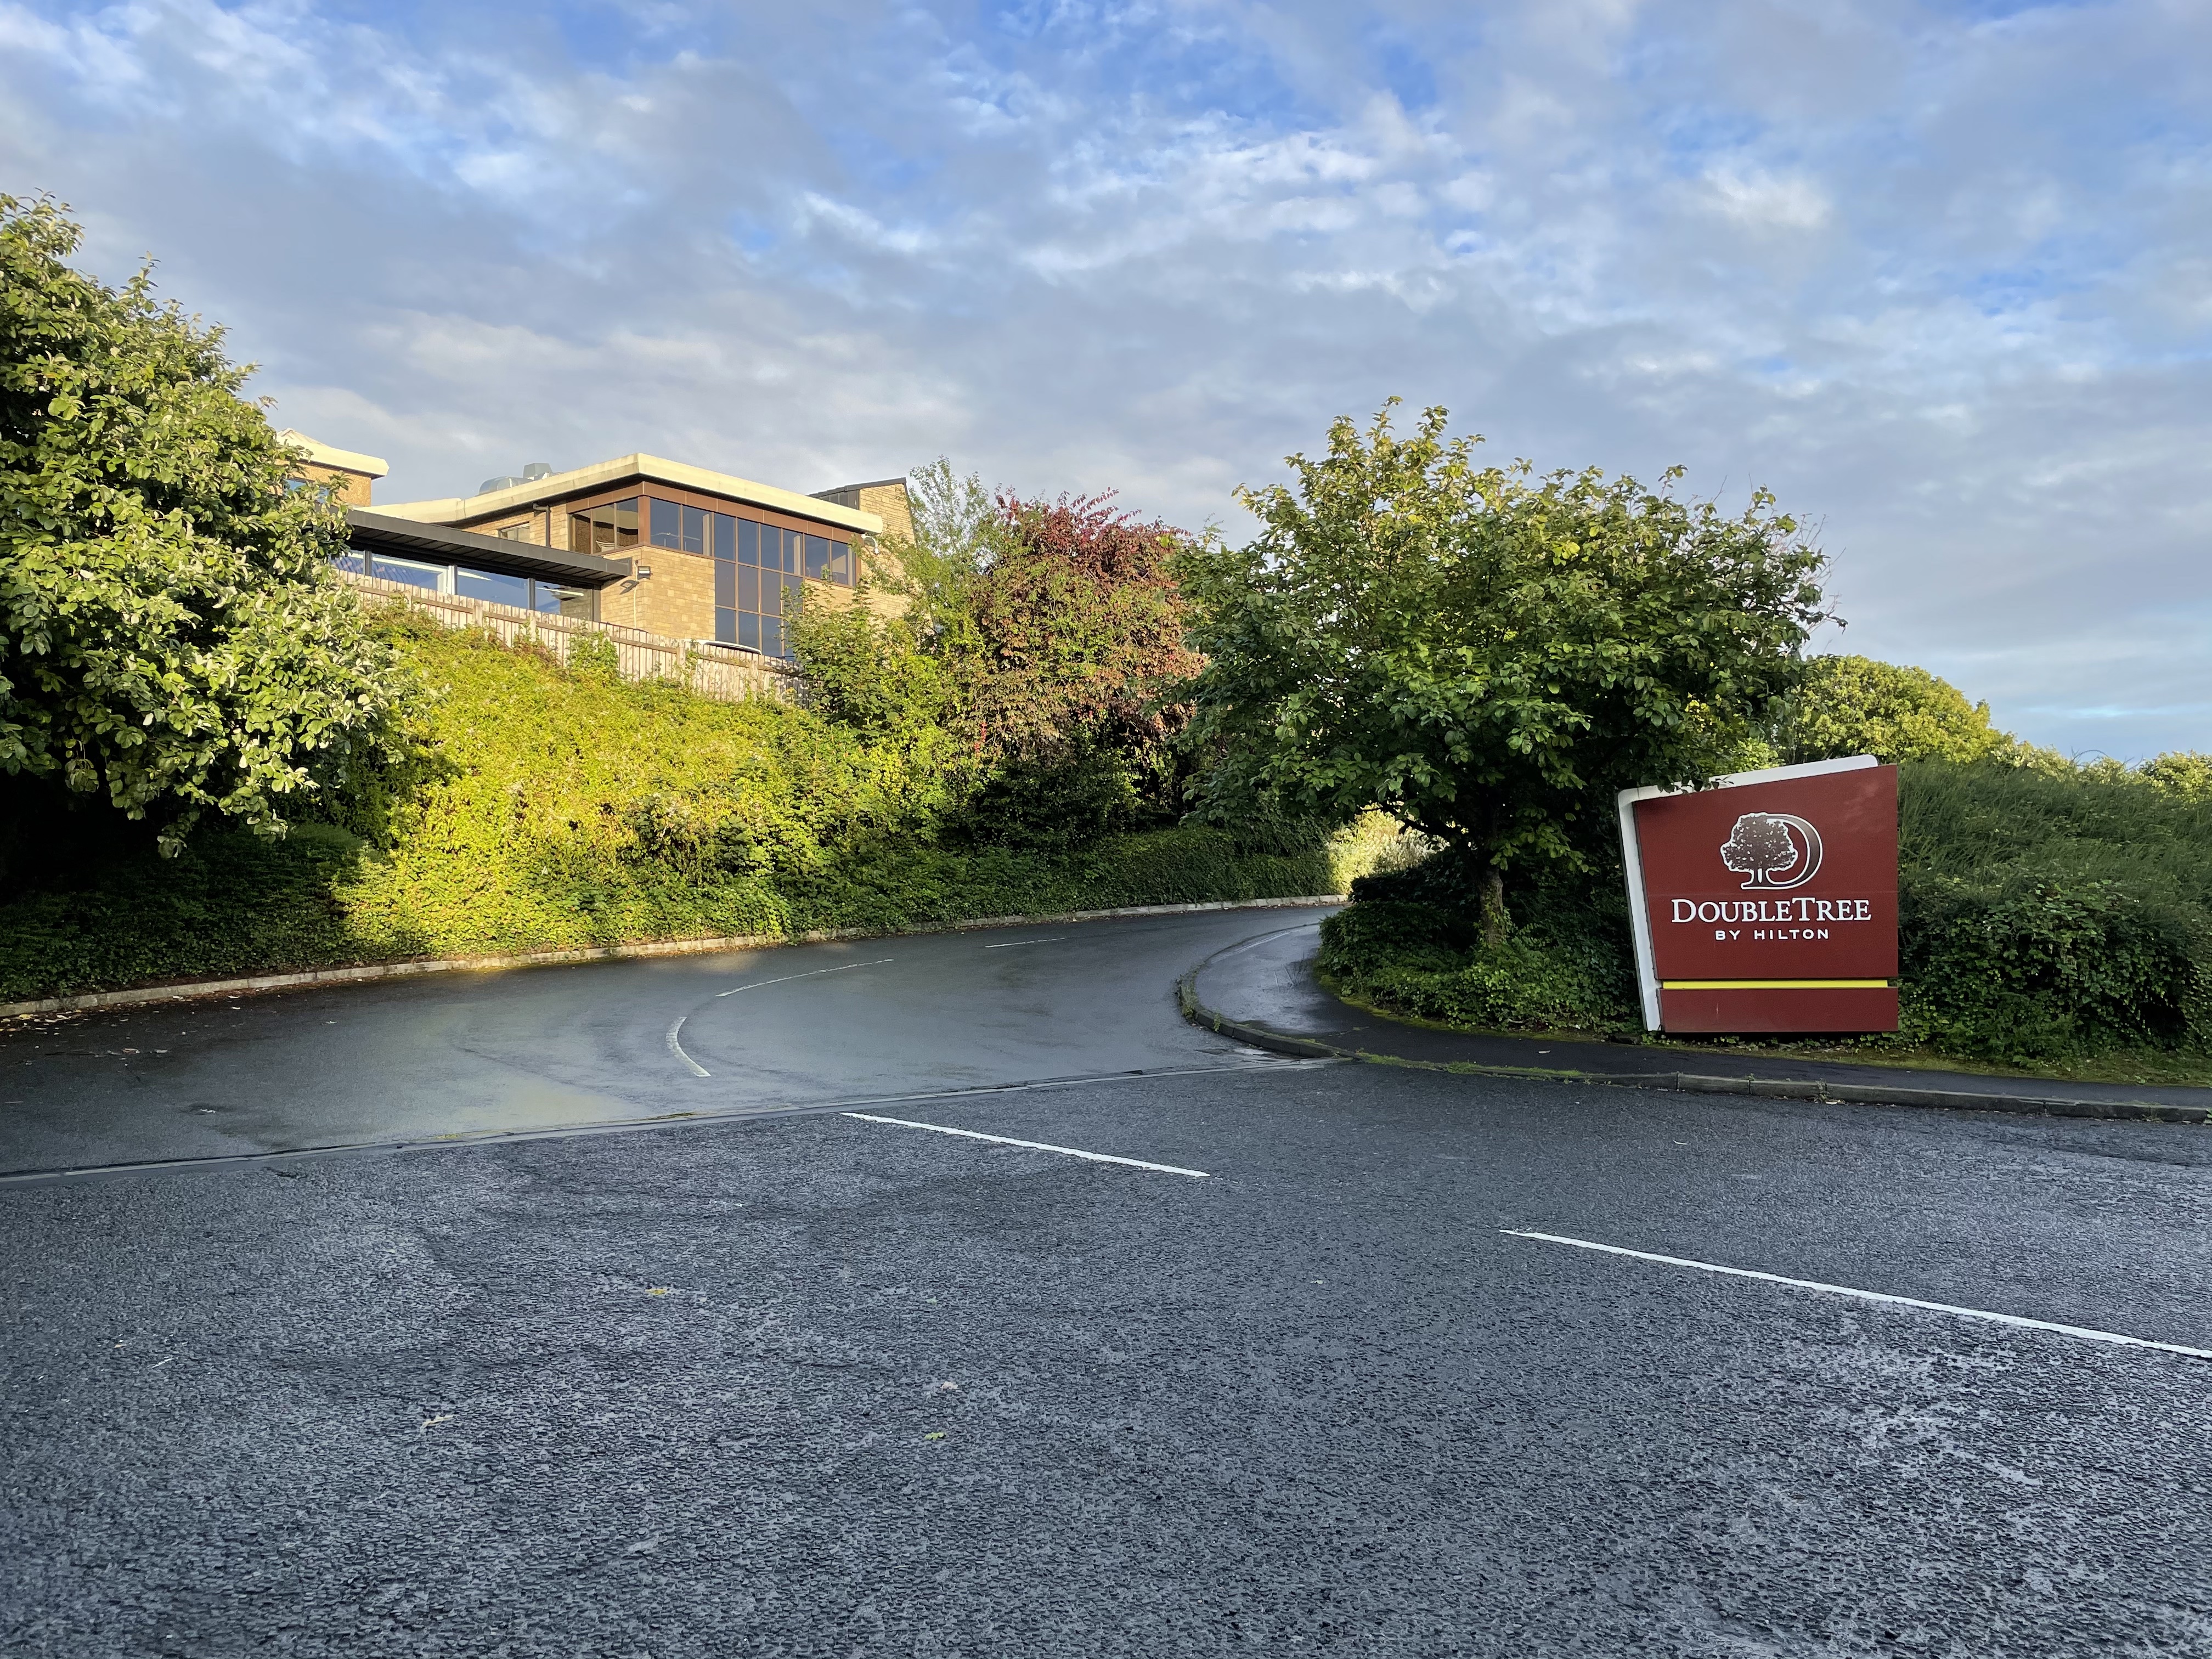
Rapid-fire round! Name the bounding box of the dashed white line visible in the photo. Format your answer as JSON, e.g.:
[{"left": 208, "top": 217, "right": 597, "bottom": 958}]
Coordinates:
[
  {"left": 665, "top": 1017, "right": 709, "bottom": 1078},
  {"left": 1502, "top": 1228, "right": 2212, "bottom": 1362},
  {"left": 841, "top": 1112, "right": 1211, "bottom": 1178},
  {"left": 983, "top": 937, "right": 1065, "bottom": 949},
  {"left": 714, "top": 958, "right": 893, "bottom": 997}
]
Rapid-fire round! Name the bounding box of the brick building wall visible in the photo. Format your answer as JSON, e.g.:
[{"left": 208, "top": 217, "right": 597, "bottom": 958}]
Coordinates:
[{"left": 298, "top": 464, "right": 377, "bottom": 507}]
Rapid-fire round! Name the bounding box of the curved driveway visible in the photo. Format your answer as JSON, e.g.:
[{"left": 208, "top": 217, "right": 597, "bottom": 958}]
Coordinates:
[
  {"left": 5, "top": 909, "right": 2212, "bottom": 1656},
  {"left": 0, "top": 910, "right": 1304, "bottom": 1175}
]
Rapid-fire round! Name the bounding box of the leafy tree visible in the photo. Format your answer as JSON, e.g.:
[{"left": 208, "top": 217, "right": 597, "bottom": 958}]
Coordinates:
[
  {"left": 968, "top": 490, "right": 1199, "bottom": 797},
  {"left": 1782, "top": 654, "right": 2005, "bottom": 765},
  {"left": 0, "top": 194, "right": 408, "bottom": 856},
  {"left": 2141, "top": 752, "right": 2212, "bottom": 800},
  {"left": 1178, "top": 402, "right": 1829, "bottom": 936},
  {"left": 786, "top": 591, "right": 952, "bottom": 746},
  {"left": 872, "top": 461, "right": 1201, "bottom": 844}
]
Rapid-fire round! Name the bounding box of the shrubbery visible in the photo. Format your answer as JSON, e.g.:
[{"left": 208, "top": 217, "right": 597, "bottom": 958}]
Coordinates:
[
  {"left": 1319, "top": 755, "right": 2212, "bottom": 1071},
  {"left": 0, "top": 616, "right": 1373, "bottom": 1003},
  {"left": 1894, "top": 761, "right": 2212, "bottom": 1062}
]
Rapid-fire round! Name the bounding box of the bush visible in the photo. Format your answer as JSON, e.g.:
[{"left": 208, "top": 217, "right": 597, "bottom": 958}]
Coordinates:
[
  {"left": 0, "top": 619, "right": 1383, "bottom": 1003},
  {"left": 1892, "top": 759, "right": 2212, "bottom": 1062},
  {"left": 1317, "top": 847, "right": 1639, "bottom": 1035},
  {"left": 1318, "top": 754, "right": 2212, "bottom": 1066}
]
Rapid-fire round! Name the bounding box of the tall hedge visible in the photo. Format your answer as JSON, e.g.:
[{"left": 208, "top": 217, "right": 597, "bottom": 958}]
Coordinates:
[{"left": 0, "top": 617, "right": 1383, "bottom": 1004}]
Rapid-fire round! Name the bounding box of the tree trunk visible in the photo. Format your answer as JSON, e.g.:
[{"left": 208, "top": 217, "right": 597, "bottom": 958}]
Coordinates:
[{"left": 1477, "top": 864, "right": 1508, "bottom": 949}]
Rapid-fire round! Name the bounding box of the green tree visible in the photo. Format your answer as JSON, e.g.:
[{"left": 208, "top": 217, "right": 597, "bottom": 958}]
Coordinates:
[
  {"left": 1782, "top": 654, "right": 2005, "bottom": 765},
  {"left": 0, "top": 194, "right": 408, "bottom": 855},
  {"left": 874, "top": 462, "right": 1201, "bottom": 845},
  {"left": 1178, "top": 402, "right": 1829, "bottom": 936}
]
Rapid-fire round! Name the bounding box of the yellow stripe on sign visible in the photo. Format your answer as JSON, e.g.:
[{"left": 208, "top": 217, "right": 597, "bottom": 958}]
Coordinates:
[{"left": 1662, "top": 979, "right": 1893, "bottom": 990}]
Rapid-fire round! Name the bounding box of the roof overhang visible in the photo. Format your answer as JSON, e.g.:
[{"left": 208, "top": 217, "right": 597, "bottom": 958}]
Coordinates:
[
  {"left": 375, "top": 453, "right": 885, "bottom": 537},
  {"left": 279, "top": 429, "right": 390, "bottom": 478},
  {"left": 347, "top": 509, "right": 631, "bottom": 587}
]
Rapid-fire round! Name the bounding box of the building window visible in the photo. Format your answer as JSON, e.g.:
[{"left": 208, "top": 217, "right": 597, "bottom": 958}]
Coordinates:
[
  {"left": 339, "top": 550, "right": 597, "bottom": 620},
  {"left": 713, "top": 516, "right": 808, "bottom": 658},
  {"left": 649, "top": 498, "right": 707, "bottom": 554},
  {"left": 454, "top": 566, "right": 531, "bottom": 609},
  {"left": 370, "top": 554, "right": 444, "bottom": 592},
  {"left": 534, "top": 582, "right": 596, "bottom": 621},
  {"left": 571, "top": 498, "right": 639, "bottom": 557}
]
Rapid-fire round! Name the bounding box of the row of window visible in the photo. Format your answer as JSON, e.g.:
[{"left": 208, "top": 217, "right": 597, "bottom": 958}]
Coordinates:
[
  {"left": 568, "top": 495, "right": 855, "bottom": 660},
  {"left": 337, "top": 551, "right": 597, "bottom": 619},
  {"left": 575, "top": 496, "right": 855, "bottom": 584}
]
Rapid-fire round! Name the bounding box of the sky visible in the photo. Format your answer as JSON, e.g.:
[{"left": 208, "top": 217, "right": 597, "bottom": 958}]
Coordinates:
[{"left": 2, "top": 0, "right": 2207, "bottom": 758}]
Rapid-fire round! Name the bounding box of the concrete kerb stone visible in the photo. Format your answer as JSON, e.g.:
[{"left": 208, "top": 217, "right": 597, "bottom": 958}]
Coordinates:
[
  {"left": 1174, "top": 960, "right": 2212, "bottom": 1127},
  {"left": 0, "top": 895, "right": 1348, "bottom": 1023}
]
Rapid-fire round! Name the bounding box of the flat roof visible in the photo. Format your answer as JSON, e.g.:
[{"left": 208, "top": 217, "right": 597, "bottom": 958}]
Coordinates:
[
  {"left": 376, "top": 453, "right": 884, "bottom": 537},
  {"left": 347, "top": 510, "right": 631, "bottom": 588},
  {"left": 279, "top": 429, "right": 389, "bottom": 478}
]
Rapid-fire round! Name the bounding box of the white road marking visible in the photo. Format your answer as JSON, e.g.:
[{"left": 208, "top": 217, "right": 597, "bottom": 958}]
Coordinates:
[
  {"left": 983, "top": 936, "right": 1065, "bottom": 949},
  {"left": 715, "top": 958, "right": 893, "bottom": 997},
  {"left": 665, "top": 1017, "right": 709, "bottom": 1078},
  {"left": 841, "top": 1112, "right": 1211, "bottom": 1178},
  {"left": 1503, "top": 1229, "right": 2212, "bottom": 1362}
]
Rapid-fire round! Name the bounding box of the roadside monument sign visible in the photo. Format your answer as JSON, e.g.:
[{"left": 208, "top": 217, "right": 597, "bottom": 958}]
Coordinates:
[{"left": 1617, "top": 755, "right": 1899, "bottom": 1034}]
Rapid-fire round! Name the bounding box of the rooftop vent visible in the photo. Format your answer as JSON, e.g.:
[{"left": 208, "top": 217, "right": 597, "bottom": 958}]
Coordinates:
[
  {"left": 522, "top": 461, "right": 553, "bottom": 482},
  {"left": 478, "top": 475, "right": 523, "bottom": 494}
]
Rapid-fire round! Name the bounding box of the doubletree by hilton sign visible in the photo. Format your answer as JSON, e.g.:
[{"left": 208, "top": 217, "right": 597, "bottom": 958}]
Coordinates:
[{"left": 1616, "top": 755, "right": 1899, "bottom": 1034}]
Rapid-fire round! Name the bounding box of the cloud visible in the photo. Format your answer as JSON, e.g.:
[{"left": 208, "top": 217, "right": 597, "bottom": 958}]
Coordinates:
[{"left": 0, "top": 0, "right": 2207, "bottom": 758}]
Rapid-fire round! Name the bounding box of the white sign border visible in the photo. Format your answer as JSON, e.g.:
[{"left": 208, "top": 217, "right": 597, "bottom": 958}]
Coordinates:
[{"left": 1616, "top": 755, "right": 1879, "bottom": 1032}]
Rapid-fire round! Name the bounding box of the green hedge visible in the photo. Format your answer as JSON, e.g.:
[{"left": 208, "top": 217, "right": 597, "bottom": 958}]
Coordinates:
[
  {"left": 0, "top": 620, "right": 1370, "bottom": 1005},
  {"left": 1319, "top": 760, "right": 2212, "bottom": 1071}
]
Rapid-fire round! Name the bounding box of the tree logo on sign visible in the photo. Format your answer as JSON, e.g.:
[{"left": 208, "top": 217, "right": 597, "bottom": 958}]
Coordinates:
[{"left": 1719, "top": 812, "right": 1825, "bottom": 889}]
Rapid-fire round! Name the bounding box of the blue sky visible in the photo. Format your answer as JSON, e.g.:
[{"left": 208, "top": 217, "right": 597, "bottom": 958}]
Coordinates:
[{"left": 3, "top": 0, "right": 2207, "bottom": 757}]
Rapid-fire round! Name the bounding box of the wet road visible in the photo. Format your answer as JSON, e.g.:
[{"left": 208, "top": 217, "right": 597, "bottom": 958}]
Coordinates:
[
  {"left": 0, "top": 910, "right": 1302, "bottom": 1175},
  {"left": 4, "top": 910, "right": 2211, "bottom": 1656}
]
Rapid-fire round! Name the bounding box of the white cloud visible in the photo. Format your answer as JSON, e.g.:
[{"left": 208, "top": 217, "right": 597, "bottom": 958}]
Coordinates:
[
  {"left": 1702, "top": 166, "right": 1832, "bottom": 230},
  {"left": 0, "top": 0, "right": 2206, "bottom": 757}
]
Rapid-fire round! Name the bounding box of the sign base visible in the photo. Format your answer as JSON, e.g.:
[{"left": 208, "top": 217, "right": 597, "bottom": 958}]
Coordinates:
[{"left": 1659, "top": 984, "right": 1898, "bottom": 1034}]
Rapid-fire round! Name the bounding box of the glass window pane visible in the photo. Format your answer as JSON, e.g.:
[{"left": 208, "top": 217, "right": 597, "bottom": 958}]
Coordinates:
[
  {"left": 828, "top": 541, "right": 851, "bottom": 585},
  {"left": 738, "top": 611, "right": 760, "bottom": 650},
  {"left": 650, "top": 498, "right": 681, "bottom": 548},
  {"left": 738, "top": 566, "right": 758, "bottom": 612},
  {"left": 715, "top": 558, "right": 735, "bottom": 610},
  {"left": 761, "top": 616, "right": 783, "bottom": 657},
  {"left": 682, "top": 504, "right": 706, "bottom": 554},
  {"left": 713, "top": 513, "right": 736, "bottom": 561},
  {"left": 785, "top": 529, "right": 800, "bottom": 574},
  {"left": 569, "top": 512, "right": 596, "bottom": 554},
  {"left": 373, "top": 555, "right": 443, "bottom": 591},
  {"left": 334, "top": 550, "right": 366, "bottom": 575},
  {"left": 532, "top": 582, "right": 561, "bottom": 614},
  {"left": 760, "top": 573, "right": 780, "bottom": 618},
  {"left": 455, "top": 566, "right": 530, "bottom": 608},
  {"left": 612, "top": 498, "right": 639, "bottom": 546},
  {"left": 803, "top": 534, "right": 829, "bottom": 581},
  {"left": 560, "top": 586, "right": 596, "bottom": 621},
  {"left": 715, "top": 606, "right": 736, "bottom": 645},
  {"left": 737, "top": 518, "right": 758, "bottom": 566}
]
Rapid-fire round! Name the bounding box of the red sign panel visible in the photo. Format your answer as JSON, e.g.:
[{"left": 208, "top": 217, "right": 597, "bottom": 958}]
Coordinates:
[{"left": 1627, "top": 764, "right": 1899, "bottom": 1034}]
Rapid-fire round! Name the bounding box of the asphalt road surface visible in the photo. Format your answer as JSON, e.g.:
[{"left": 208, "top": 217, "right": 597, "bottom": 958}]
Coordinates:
[{"left": 4, "top": 910, "right": 2210, "bottom": 1657}]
